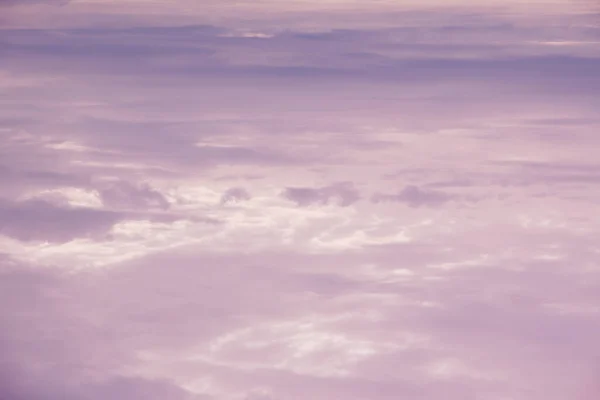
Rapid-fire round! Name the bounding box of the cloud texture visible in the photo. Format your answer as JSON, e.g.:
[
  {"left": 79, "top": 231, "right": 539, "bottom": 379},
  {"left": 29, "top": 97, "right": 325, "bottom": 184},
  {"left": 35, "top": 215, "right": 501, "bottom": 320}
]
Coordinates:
[{"left": 1, "top": 0, "right": 599, "bottom": 399}]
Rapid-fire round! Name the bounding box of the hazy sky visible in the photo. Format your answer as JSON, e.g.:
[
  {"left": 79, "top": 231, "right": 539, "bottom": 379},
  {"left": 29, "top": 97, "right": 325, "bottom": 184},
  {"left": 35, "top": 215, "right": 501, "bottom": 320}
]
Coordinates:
[{"left": 1, "top": 1, "right": 599, "bottom": 399}]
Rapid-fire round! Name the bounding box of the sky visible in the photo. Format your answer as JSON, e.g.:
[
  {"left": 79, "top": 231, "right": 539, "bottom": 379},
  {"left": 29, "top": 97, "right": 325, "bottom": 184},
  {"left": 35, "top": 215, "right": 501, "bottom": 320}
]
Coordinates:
[{"left": 1, "top": 0, "right": 599, "bottom": 399}]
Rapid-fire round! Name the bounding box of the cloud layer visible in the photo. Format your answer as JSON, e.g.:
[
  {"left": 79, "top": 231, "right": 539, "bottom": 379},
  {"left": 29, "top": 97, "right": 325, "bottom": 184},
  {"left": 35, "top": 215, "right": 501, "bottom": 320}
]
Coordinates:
[{"left": 1, "top": 1, "right": 599, "bottom": 399}]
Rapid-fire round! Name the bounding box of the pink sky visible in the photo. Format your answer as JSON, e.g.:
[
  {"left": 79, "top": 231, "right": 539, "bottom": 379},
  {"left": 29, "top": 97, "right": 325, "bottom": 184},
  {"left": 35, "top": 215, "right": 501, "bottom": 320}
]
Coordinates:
[{"left": 1, "top": 1, "right": 600, "bottom": 399}]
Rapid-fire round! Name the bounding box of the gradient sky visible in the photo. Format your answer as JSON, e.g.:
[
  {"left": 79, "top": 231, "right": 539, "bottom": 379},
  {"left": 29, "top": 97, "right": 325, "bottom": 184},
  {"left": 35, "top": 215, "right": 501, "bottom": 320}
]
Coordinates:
[{"left": 1, "top": 1, "right": 600, "bottom": 399}]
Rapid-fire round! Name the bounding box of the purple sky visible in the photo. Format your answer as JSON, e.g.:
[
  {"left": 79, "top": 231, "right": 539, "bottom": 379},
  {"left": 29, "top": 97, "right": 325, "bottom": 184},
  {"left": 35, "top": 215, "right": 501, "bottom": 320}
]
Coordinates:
[{"left": 1, "top": 1, "right": 600, "bottom": 399}]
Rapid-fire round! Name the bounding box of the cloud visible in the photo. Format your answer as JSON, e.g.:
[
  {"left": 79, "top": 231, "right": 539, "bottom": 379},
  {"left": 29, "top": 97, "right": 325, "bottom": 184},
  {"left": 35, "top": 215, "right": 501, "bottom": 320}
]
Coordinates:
[
  {"left": 220, "top": 187, "right": 251, "bottom": 205},
  {"left": 0, "top": 163, "right": 86, "bottom": 199},
  {"left": 1, "top": 3, "right": 599, "bottom": 400},
  {"left": 282, "top": 182, "right": 360, "bottom": 207},
  {"left": 0, "top": 249, "right": 364, "bottom": 399},
  {"left": 372, "top": 185, "right": 454, "bottom": 207},
  {"left": 491, "top": 160, "right": 600, "bottom": 186},
  {"left": 0, "top": 0, "right": 69, "bottom": 7},
  {"left": 83, "top": 377, "right": 208, "bottom": 400},
  {"left": 0, "top": 260, "right": 209, "bottom": 400},
  {"left": 0, "top": 198, "right": 124, "bottom": 243},
  {"left": 3, "top": 20, "right": 600, "bottom": 84},
  {"left": 98, "top": 180, "right": 170, "bottom": 210},
  {"left": 2, "top": 223, "right": 600, "bottom": 399}
]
